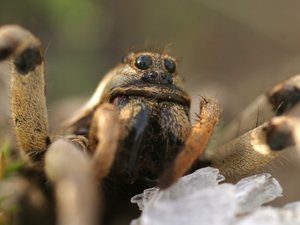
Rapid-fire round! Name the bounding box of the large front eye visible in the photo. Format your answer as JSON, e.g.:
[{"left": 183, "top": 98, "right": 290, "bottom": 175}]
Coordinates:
[
  {"left": 164, "top": 58, "right": 176, "bottom": 74},
  {"left": 135, "top": 55, "right": 152, "bottom": 70}
]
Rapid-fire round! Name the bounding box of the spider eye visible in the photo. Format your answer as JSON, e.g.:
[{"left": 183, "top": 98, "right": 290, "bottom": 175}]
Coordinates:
[
  {"left": 135, "top": 55, "right": 152, "bottom": 70},
  {"left": 164, "top": 58, "right": 176, "bottom": 74}
]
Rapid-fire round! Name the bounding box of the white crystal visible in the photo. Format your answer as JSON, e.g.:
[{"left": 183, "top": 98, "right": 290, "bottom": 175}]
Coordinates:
[
  {"left": 235, "top": 173, "right": 282, "bottom": 214},
  {"left": 130, "top": 167, "right": 298, "bottom": 225}
]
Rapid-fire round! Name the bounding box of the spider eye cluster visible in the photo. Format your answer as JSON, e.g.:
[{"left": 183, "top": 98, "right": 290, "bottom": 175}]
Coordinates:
[{"left": 133, "top": 54, "right": 176, "bottom": 74}]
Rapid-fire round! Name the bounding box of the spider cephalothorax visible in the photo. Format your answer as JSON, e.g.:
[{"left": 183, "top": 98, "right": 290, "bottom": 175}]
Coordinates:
[
  {"left": 1, "top": 25, "right": 300, "bottom": 225},
  {"left": 64, "top": 51, "right": 192, "bottom": 188}
]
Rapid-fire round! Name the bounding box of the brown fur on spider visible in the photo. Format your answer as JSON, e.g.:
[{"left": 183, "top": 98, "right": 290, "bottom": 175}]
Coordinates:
[{"left": 1, "top": 24, "right": 300, "bottom": 225}]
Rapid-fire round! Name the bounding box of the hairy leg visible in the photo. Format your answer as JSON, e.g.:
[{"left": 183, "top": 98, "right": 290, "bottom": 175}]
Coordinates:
[
  {"left": 0, "top": 25, "right": 88, "bottom": 167},
  {"left": 210, "top": 116, "right": 300, "bottom": 181},
  {"left": 0, "top": 25, "right": 49, "bottom": 165},
  {"left": 216, "top": 75, "right": 300, "bottom": 147},
  {"left": 159, "top": 98, "right": 222, "bottom": 189}
]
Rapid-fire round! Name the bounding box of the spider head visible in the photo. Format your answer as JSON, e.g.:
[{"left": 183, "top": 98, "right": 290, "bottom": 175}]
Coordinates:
[
  {"left": 97, "top": 52, "right": 191, "bottom": 186},
  {"left": 98, "top": 52, "right": 189, "bottom": 105},
  {"left": 64, "top": 52, "right": 192, "bottom": 188}
]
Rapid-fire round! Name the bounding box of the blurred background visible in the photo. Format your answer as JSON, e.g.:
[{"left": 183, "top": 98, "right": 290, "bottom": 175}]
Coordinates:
[{"left": 1, "top": 0, "right": 300, "bottom": 209}]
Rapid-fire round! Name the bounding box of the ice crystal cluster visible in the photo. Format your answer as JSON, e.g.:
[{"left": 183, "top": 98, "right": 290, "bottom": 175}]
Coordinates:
[{"left": 131, "top": 167, "right": 300, "bottom": 225}]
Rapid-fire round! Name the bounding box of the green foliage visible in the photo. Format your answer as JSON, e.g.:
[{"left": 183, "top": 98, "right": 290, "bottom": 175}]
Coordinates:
[
  {"left": 1, "top": 141, "right": 24, "bottom": 178},
  {"left": 0, "top": 141, "right": 24, "bottom": 225},
  {"left": 30, "top": 0, "right": 112, "bottom": 51}
]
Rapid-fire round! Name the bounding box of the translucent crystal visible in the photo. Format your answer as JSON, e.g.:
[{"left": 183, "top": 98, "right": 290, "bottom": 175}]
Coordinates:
[
  {"left": 130, "top": 167, "right": 298, "bottom": 225},
  {"left": 235, "top": 173, "right": 282, "bottom": 214}
]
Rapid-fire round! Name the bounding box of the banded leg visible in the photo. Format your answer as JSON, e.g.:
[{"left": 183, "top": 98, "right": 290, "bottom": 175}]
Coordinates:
[
  {"left": 216, "top": 75, "right": 300, "bottom": 147},
  {"left": 210, "top": 116, "right": 300, "bottom": 181},
  {"left": 0, "top": 25, "right": 88, "bottom": 167},
  {"left": 0, "top": 25, "right": 49, "bottom": 165},
  {"left": 159, "top": 98, "right": 221, "bottom": 189}
]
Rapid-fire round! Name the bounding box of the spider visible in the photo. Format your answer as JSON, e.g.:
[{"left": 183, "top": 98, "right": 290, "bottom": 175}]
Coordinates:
[{"left": 0, "top": 24, "right": 300, "bottom": 225}]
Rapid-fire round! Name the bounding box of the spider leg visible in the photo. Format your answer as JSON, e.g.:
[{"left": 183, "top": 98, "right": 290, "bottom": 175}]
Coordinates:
[
  {"left": 0, "top": 25, "right": 50, "bottom": 165},
  {"left": 89, "top": 100, "right": 151, "bottom": 180},
  {"left": 159, "top": 98, "right": 222, "bottom": 189},
  {"left": 45, "top": 139, "right": 99, "bottom": 225},
  {"left": 0, "top": 25, "right": 88, "bottom": 168},
  {"left": 89, "top": 103, "right": 121, "bottom": 179},
  {"left": 210, "top": 116, "right": 300, "bottom": 181},
  {"left": 217, "top": 75, "right": 300, "bottom": 147}
]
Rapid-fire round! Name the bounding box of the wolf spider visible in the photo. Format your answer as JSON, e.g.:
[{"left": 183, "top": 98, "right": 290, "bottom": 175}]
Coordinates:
[{"left": 0, "top": 25, "right": 300, "bottom": 225}]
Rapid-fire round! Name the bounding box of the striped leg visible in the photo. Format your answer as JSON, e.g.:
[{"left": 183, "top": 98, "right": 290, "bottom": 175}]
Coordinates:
[
  {"left": 210, "top": 116, "right": 300, "bottom": 181},
  {"left": 0, "top": 25, "right": 50, "bottom": 166},
  {"left": 216, "top": 75, "right": 300, "bottom": 147},
  {"left": 0, "top": 25, "right": 88, "bottom": 168}
]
